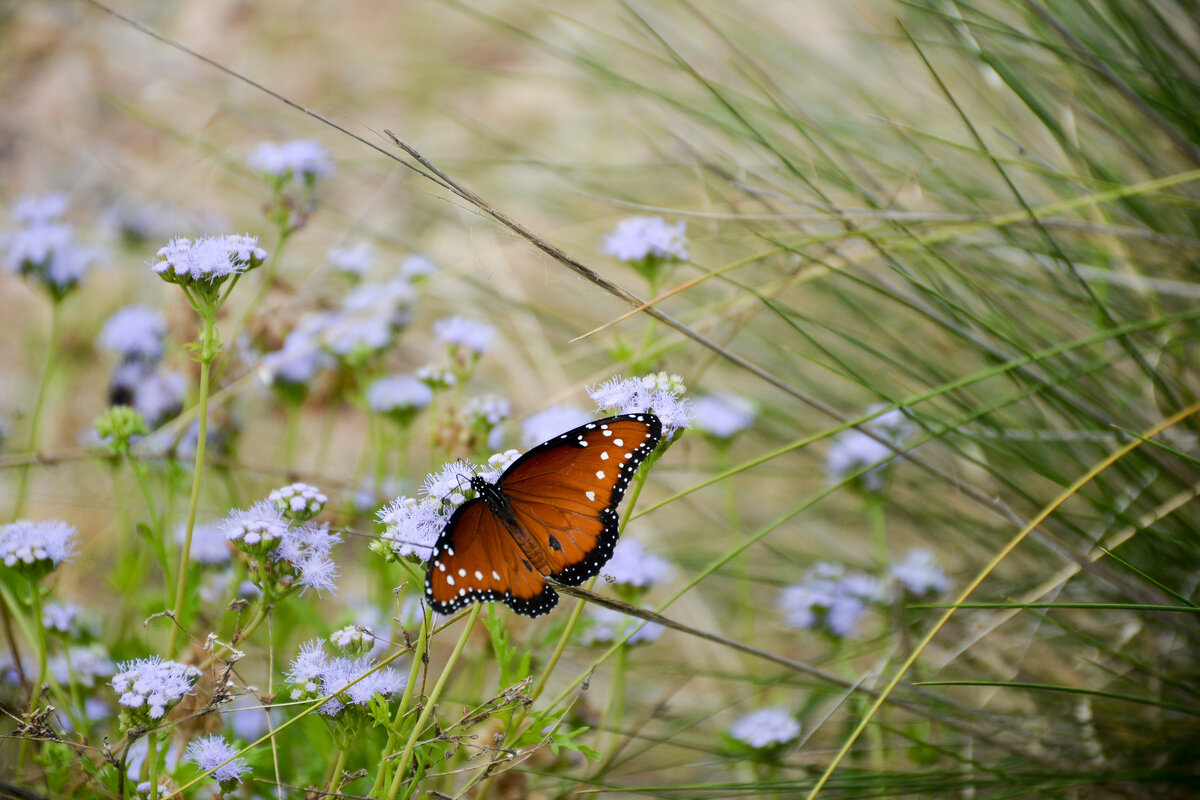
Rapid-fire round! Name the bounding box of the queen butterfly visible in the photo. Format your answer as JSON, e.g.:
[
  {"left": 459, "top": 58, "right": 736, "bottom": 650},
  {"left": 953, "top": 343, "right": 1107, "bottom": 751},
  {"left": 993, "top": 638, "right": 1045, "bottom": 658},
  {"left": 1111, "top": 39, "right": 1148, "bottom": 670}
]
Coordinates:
[{"left": 424, "top": 413, "right": 662, "bottom": 617}]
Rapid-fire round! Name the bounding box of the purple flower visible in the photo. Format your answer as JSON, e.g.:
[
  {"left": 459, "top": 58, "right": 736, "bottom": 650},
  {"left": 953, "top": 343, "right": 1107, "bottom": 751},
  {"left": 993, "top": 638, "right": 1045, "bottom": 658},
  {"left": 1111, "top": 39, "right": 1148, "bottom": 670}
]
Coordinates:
[
  {"left": 602, "top": 216, "right": 689, "bottom": 262},
  {"left": 420, "top": 460, "right": 482, "bottom": 508},
  {"left": 603, "top": 538, "right": 670, "bottom": 588},
  {"left": 728, "top": 707, "right": 800, "bottom": 749},
  {"left": 49, "top": 644, "right": 114, "bottom": 688},
  {"left": 825, "top": 406, "right": 914, "bottom": 493},
  {"left": 225, "top": 692, "right": 273, "bottom": 742},
  {"left": 521, "top": 404, "right": 592, "bottom": 449},
  {"left": 0, "top": 519, "right": 77, "bottom": 574},
  {"left": 889, "top": 549, "right": 951, "bottom": 598},
  {"left": 2, "top": 216, "right": 103, "bottom": 298},
  {"left": 42, "top": 602, "right": 79, "bottom": 633},
  {"left": 222, "top": 501, "right": 290, "bottom": 555},
  {"left": 367, "top": 375, "right": 434, "bottom": 417},
  {"left": 275, "top": 522, "right": 342, "bottom": 596},
  {"left": 589, "top": 373, "right": 692, "bottom": 439},
  {"left": 579, "top": 607, "right": 664, "bottom": 645},
  {"left": 433, "top": 315, "right": 496, "bottom": 355},
  {"left": 176, "top": 520, "right": 231, "bottom": 565},
  {"left": 110, "top": 656, "right": 201, "bottom": 722},
  {"left": 326, "top": 241, "right": 374, "bottom": 276},
  {"left": 152, "top": 234, "right": 266, "bottom": 284},
  {"left": 259, "top": 321, "right": 333, "bottom": 386},
  {"left": 779, "top": 563, "right": 882, "bottom": 638},
  {"left": 464, "top": 394, "right": 510, "bottom": 428},
  {"left": 268, "top": 482, "right": 328, "bottom": 522},
  {"left": 693, "top": 393, "right": 756, "bottom": 439},
  {"left": 108, "top": 361, "right": 186, "bottom": 428},
  {"left": 286, "top": 640, "right": 404, "bottom": 717},
  {"left": 400, "top": 254, "right": 437, "bottom": 280},
  {"left": 185, "top": 734, "right": 250, "bottom": 785},
  {"left": 248, "top": 139, "right": 334, "bottom": 181},
  {"left": 13, "top": 194, "right": 68, "bottom": 225},
  {"left": 99, "top": 306, "right": 166, "bottom": 362},
  {"left": 376, "top": 497, "right": 446, "bottom": 562}
]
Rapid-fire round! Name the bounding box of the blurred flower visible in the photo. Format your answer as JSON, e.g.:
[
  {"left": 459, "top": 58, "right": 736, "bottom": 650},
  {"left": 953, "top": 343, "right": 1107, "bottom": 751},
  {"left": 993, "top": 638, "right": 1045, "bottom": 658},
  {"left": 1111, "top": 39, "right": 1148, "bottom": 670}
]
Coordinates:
[
  {"left": 352, "top": 477, "right": 403, "bottom": 514},
  {"left": 13, "top": 194, "right": 68, "bottom": 225},
  {"left": 579, "top": 606, "right": 663, "bottom": 645},
  {"left": 0, "top": 519, "right": 77, "bottom": 576},
  {"left": 693, "top": 393, "right": 756, "bottom": 440},
  {"left": 889, "top": 548, "right": 951, "bottom": 598},
  {"left": 603, "top": 216, "right": 689, "bottom": 263},
  {"left": 108, "top": 362, "right": 186, "bottom": 428},
  {"left": 111, "top": 656, "right": 201, "bottom": 724},
  {"left": 479, "top": 449, "right": 520, "bottom": 484},
  {"left": 433, "top": 315, "right": 496, "bottom": 356},
  {"left": 779, "top": 563, "right": 882, "bottom": 638},
  {"left": 152, "top": 234, "right": 266, "bottom": 286},
  {"left": 375, "top": 497, "right": 445, "bottom": 562},
  {"left": 185, "top": 734, "right": 251, "bottom": 786},
  {"left": 248, "top": 139, "right": 333, "bottom": 181},
  {"left": 367, "top": 374, "right": 434, "bottom": 421},
  {"left": 400, "top": 253, "right": 437, "bottom": 280},
  {"left": 728, "top": 707, "right": 800, "bottom": 750},
  {"left": 415, "top": 364, "right": 456, "bottom": 390},
  {"left": 269, "top": 482, "right": 328, "bottom": 522},
  {"left": 603, "top": 538, "right": 670, "bottom": 589},
  {"left": 225, "top": 692, "right": 273, "bottom": 742},
  {"left": 259, "top": 320, "right": 333, "bottom": 389},
  {"left": 101, "top": 200, "right": 179, "bottom": 245},
  {"left": 326, "top": 241, "right": 374, "bottom": 276},
  {"left": 825, "top": 406, "right": 914, "bottom": 493},
  {"left": 98, "top": 305, "right": 166, "bottom": 363},
  {"left": 43, "top": 602, "right": 79, "bottom": 634},
  {"left": 464, "top": 394, "right": 510, "bottom": 428},
  {"left": 176, "top": 520, "right": 231, "bottom": 566},
  {"left": 589, "top": 372, "right": 692, "bottom": 439},
  {"left": 49, "top": 644, "right": 114, "bottom": 688},
  {"left": 521, "top": 404, "right": 592, "bottom": 449},
  {"left": 330, "top": 624, "right": 379, "bottom": 658}
]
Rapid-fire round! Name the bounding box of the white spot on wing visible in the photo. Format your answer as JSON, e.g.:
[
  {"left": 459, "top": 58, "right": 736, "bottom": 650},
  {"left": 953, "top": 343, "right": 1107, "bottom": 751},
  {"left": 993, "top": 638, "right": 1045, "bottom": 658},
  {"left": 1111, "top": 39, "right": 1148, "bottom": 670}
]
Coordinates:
[
  {"left": 596, "top": 470, "right": 605, "bottom": 479},
  {"left": 586, "top": 491, "right": 596, "bottom": 501}
]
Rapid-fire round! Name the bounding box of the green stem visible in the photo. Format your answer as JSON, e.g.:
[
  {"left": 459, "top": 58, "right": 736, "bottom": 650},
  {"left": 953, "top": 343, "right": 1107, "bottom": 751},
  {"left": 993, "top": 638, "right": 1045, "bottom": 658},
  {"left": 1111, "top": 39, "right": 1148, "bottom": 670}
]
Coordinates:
[
  {"left": 326, "top": 734, "right": 351, "bottom": 796},
  {"left": 13, "top": 298, "right": 62, "bottom": 520},
  {"left": 387, "top": 603, "right": 482, "bottom": 800},
  {"left": 147, "top": 731, "right": 160, "bottom": 800},
  {"left": 124, "top": 453, "right": 163, "bottom": 542},
  {"left": 168, "top": 312, "right": 217, "bottom": 658},
  {"left": 27, "top": 577, "right": 46, "bottom": 707}
]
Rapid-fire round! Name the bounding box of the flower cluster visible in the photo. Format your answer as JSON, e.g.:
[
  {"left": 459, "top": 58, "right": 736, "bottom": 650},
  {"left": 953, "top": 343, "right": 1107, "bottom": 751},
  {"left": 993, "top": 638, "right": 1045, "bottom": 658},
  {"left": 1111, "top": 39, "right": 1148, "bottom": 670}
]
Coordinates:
[
  {"left": 693, "top": 393, "right": 756, "bottom": 440},
  {"left": 248, "top": 139, "right": 334, "bottom": 182},
  {"left": 286, "top": 639, "right": 405, "bottom": 718},
  {"left": 97, "top": 302, "right": 178, "bottom": 435},
  {"left": 889, "top": 548, "right": 951, "bottom": 598},
  {"left": 521, "top": 404, "right": 591, "bottom": 449},
  {"left": 603, "top": 216, "right": 689, "bottom": 263},
  {"left": 177, "top": 520, "right": 232, "bottom": 566},
  {"left": 222, "top": 500, "right": 340, "bottom": 596},
  {"left": 589, "top": 372, "right": 693, "bottom": 439},
  {"left": 0, "top": 519, "right": 77, "bottom": 578},
  {"left": 1, "top": 194, "right": 105, "bottom": 300},
  {"left": 269, "top": 482, "right": 328, "bottom": 522},
  {"left": 603, "top": 538, "right": 671, "bottom": 591},
  {"left": 366, "top": 374, "right": 434, "bottom": 423},
  {"left": 329, "top": 624, "right": 379, "bottom": 658},
  {"left": 152, "top": 234, "right": 267, "bottom": 287},
  {"left": 110, "top": 656, "right": 201, "bottom": 726},
  {"left": 825, "top": 405, "right": 915, "bottom": 494},
  {"left": 728, "top": 707, "right": 801, "bottom": 750},
  {"left": 778, "top": 563, "right": 883, "bottom": 639},
  {"left": 185, "top": 734, "right": 251, "bottom": 788},
  {"left": 49, "top": 644, "right": 114, "bottom": 688},
  {"left": 43, "top": 601, "right": 79, "bottom": 634},
  {"left": 326, "top": 241, "right": 374, "bottom": 277},
  {"left": 98, "top": 305, "right": 166, "bottom": 363},
  {"left": 433, "top": 315, "right": 497, "bottom": 357}
]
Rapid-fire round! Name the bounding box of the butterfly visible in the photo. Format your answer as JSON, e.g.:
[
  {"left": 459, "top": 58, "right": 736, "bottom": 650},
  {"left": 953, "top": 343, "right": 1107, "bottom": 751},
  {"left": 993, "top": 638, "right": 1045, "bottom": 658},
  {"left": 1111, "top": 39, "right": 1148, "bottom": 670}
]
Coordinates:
[{"left": 424, "top": 413, "right": 662, "bottom": 617}]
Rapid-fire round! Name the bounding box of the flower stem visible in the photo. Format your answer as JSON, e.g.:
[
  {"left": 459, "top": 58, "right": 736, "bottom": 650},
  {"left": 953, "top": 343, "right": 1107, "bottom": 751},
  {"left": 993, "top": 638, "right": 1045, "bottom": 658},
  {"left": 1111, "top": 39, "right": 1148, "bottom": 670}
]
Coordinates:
[
  {"left": 147, "top": 730, "right": 160, "bottom": 800},
  {"left": 13, "top": 298, "right": 62, "bottom": 520},
  {"left": 387, "top": 603, "right": 482, "bottom": 800},
  {"left": 26, "top": 577, "right": 47, "bottom": 708},
  {"left": 168, "top": 312, "right": 217, "bottom": 658}
]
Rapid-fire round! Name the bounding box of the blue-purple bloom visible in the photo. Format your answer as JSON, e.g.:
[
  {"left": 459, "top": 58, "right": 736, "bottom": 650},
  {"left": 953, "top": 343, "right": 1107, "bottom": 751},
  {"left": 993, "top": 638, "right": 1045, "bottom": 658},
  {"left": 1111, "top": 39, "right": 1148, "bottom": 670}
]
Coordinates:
[
  {"left": 13, "top": 194, "right": 68, "bottom": 225},
  {"left": 603, "top": 216, "right": 689, "bottom": 263},
  {"left": 433, "top": 315, "right": 496, "bottom": 356},
  {"left": 268, "top": 482, "right": 328, "bottom": 521},
  {"left": 286, "top": 640, "right": 405, "bottom": 717},
  {"left": 326, "top": 241, "right": 374, "bottom": 276},
  {"left": 223, "top": 501, "right": 290, "bottom": 556},
  {"left": 108, "top": 361, "right": 186, "bottom": 428},
  {"left": 603, "top": 538, "right": 670, "bottom": 588},
  {"left": 248, "top": 139, "right": 334, "bottom": 181},
  {"left": 110, "top": 656, "right": 201, "bottom": 722},
  {"left": 185, "top": 734, "right": 251, "bottom": 785},
  {"left": 580, "top": 607, "right": 664, "bottom": 645},
  {"left": 400, "top": 254, "right": 437, "bottom": 280},
  {"left": 3, "top": 197, "right": 105, "bottom": 298},
  {"left": 728, "top": 707, "right": 800, "bottom": 749},
  {"left": 177, "top": 520, "right": 231, "bottom": 565},
  {"left": 99, "top": 306, "right": 167, "bottom": 363},
  {"left": 49, "top": 644, "right": 114, "bottom": 688},
  {"left": 693, "top": 393, "right": 756, "bottom": 439},
  {"left": 0, "top": 519, "right": 77, "bottom": 574},
  {"left": 889, "top": 548, "right": 951, "bottom": 598},
  {"left": 367, "top": 374, "right": 434, "bottom": 418},
  {"left": 43, "top": 601, "right": 80, "bottom": 633},
  {"left": 259, "top": 319, "right": 333, "bottom": 387},
  {"left": 521, "top": 404, "right": 592, "bottom": 449},
  {"left": 779, "top": 563, "right": 882, "bottom": 638},
  {"left": 589, "top": 372, "right": 692, "bottom": 439},
  {"left": 825, "top": 406, "right": 914, "bottom": 493},
  {"left": 376, "top": 497, "right": 445, "bottom": 562},
  {"left": 152, "top": 234, "right": 266, "bottom": 285}
]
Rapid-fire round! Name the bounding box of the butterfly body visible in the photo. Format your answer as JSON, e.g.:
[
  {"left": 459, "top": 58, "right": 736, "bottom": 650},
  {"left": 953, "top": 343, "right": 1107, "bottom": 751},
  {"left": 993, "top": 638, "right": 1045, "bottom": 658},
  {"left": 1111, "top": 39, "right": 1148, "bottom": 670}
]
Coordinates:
[{"left": 425, "top": 413, "right": 662, "bottom": 617}]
